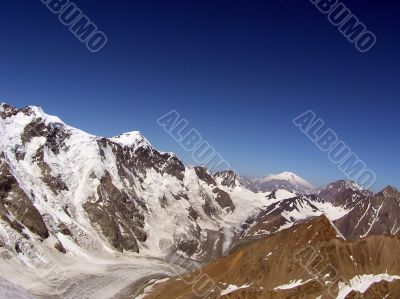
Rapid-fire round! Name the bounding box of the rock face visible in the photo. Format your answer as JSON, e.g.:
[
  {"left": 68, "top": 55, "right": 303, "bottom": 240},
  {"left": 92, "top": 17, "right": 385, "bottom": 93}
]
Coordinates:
[
  {"left": 0, "top": 161, "right": 48, "bottom": 239},
  {"left": 83, "top": 172, "right": 145, "bottom": 252},
  {"left": 143, "top": 216, "right": 400, "bottom": 299},
  {"left": 214, "top": 170, "right": 239, "bottom": 188},
  {"left": 334, "top": 185, "right": 400, "bottom": 240},
  {"left": 319, "top": 179, "right": 371, "bottom": 209}
]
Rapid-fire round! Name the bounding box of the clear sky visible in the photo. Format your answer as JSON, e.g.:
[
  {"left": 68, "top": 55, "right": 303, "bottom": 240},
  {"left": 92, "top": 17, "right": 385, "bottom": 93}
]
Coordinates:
[{"left": 0, "top": 1, "right": 399, "bottom": 191}]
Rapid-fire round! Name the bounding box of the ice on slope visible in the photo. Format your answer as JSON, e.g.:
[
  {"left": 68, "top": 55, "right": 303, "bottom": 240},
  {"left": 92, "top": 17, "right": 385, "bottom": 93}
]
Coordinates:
[
  {"left": 220, "top": 283, "right": 252, "bottom": 296},
  {"left": 274, "top": 278, "right": 314, "bottom": 290},
  {"left": 0, "top": 277, "right": 33, "bottom": 299}
]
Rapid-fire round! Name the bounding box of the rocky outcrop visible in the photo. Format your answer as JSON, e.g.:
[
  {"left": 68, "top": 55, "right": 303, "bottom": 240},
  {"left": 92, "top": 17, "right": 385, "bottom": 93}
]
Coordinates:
[
  {"left": 213, "top": 188, "right": 235, "bottom": 212},
  {"left": 32, "top": 146, "right": 68, "bottom": 194},
  {"left": 214, "top": 170, "right": 238, "bottom": 188},
  {"left": 83, "top": 172, "right": 146, "bottom": 252},
  {"left": 194, "top": 166, "right": 216, "bottom": 186},
  {"left": 332, "top": 185, "right": 400, "bottom": 240},
  {"left": 0, "top": 162, "right": 48, "bottom": 239},
  {"left": 319, "top": 180, "right": 371, "bottom": 209},
  {"left": 242, "top": 195, "right": 321, "bottom": 238}
]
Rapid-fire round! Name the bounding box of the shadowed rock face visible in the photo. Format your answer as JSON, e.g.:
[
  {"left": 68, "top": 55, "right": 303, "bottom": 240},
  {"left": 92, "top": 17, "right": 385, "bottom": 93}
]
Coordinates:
[
  {"left": 319, "top": 180, "right": 371, "bottom": 210},
  {"left": 194, "top": 167, "right": 216, "bottom": 186},
  {"left": 0, "top": 162, "right": 48, "bottom": 239},
  {"left": 97, "top": 137, "right": 185, "bottom": 182},
  {"left": 133, "top": 146, "right": 185, "bottom": 181},
  {"left": 32, "top": 146, "right": 69, "bottom": 195},
  {"left": 83, "top": 172, "right": 146, "bottom": 252},
  {"left": 214, "top": 170, "right": 238, "bottom": 188},
  {"left": 143, "top": 216, "right": 400, "bottom": 299},
  {"left": 213, "top": 188, "right": 235, "bottom": 212},
  {"left": 242, "top": 195, "right": 320, "bottom": 239},
  {"left": 333, "top": 186, "right": 400, "bottom": 240},
  {"left": 193, "top": 167, "right": 235, "bottom": 213},
  {"left": 21, "top": 118, "right": 72, "bottom": 155}
]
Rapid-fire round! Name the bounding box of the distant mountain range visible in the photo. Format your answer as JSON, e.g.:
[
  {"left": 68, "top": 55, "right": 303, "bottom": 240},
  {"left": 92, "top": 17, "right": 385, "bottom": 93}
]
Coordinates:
[{"left": 0, "top": 103, "right": 399, "bottom": 298}]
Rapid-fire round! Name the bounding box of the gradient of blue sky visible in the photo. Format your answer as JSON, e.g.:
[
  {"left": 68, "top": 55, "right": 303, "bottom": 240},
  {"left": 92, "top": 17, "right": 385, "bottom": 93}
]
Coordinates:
[{"left": 0, "top": 0, "right": 399, "bottom": 190}]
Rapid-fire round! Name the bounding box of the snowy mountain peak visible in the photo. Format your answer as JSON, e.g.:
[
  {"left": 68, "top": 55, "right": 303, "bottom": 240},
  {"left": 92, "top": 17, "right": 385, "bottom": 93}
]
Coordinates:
[
  {"left": 241, "top": 171, "right": 316, "bottom": 194},
  {"left": 259, "top": 171, "right": 313, "bottom": 186},
  {"left": 110, "top": 131, "right": 151, "bottom": 148},
  {"left": 254, "top": 172, "right": 315, "bottom": 190}
]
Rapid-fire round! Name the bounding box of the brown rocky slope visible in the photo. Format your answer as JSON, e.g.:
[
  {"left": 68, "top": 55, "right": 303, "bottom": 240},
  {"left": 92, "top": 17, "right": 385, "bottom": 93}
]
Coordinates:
[{"left": 141, "top": 216, "right": 400, "bottom": 299}]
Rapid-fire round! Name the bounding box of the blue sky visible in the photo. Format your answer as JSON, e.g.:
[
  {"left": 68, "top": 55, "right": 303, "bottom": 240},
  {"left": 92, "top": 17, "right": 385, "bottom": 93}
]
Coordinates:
[{"left": 0, "top": 1, "right": 399, "bottom": 191}]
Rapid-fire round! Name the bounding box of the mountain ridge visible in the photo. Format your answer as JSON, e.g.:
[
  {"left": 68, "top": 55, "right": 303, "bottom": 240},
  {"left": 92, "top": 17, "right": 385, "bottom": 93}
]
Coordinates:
[{"left": 0, "top": 103, "right": 399, "bottom": 298}]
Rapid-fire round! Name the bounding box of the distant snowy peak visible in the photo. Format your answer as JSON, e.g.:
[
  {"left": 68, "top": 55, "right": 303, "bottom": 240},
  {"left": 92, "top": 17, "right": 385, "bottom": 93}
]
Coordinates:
[
  {"left": 253, "top": 171, "right": 315, "bottom": 189},
  {"left": 244, "top": 171, "right": 316, "bottom": 194},
  {"left": 110, "top": 131, "right": 151, "bottom": 149}
]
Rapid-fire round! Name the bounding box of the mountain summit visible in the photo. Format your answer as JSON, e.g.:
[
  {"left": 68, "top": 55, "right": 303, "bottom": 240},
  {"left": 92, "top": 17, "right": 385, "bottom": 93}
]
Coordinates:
[{"left": 241, "top": 171, "right": 316, "bottom": 194}]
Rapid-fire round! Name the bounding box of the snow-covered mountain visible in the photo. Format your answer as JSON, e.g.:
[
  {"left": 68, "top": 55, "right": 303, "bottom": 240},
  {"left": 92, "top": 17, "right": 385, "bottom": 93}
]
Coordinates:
[
  {"left": 1, "top": 103, "right": 399, "bottom": 298},
  {"left": 0, "top": 104, "right": 297, "bottom": 297},
  {"left": 241, "top": 171, "right": 316, "bottom": 194}
]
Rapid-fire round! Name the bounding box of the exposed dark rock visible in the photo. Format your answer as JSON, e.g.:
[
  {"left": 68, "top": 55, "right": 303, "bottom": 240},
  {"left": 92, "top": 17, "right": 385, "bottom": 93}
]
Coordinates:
[
  {"left": 98, "top": 138, "right": 185, "bottom": 186},
  {"left": 242, "top": 195, "right": 319, "bottom": 238},
  {"left": 194, "top": 167, "right": 216, "bottom": 186},
  {"left": 177, "top": 239, "right": 199, "bottom": 256},
  {"left": 319, "top": 180, "right": 371, "bottom": 210},
  {"left": 14, "top": 243, "right": 22, "bottom": 253},
  {"left": 265, "top": 190, "right": 277, "bottom": 199},
  {"left": 172, "top": 192, "right": 189, "bottom": 201},
  {"left": 0, "top": 103, "right": 20, "bottom": 119},
  {"left": 188, "top": 207, "right": 198, "bottom": 221},
  {"left": 32, "top": 146, "right": 68, "bottom": 195},
  {"left": 159, "top": 195, "right": 168, "bottom": 208},
  {"left": 214, "top": 170, "right": 238, "bottom": 188},
  {"left": 54, "top": 242, "right": 66, "bottom": 254},
  {"left": 58, "top": 223, "right": 72, "bottom": 236},
  {"left": 21, "top": 118, "right": 47, "bottom": 145},
  {"left": 83, "top": 172, "right": 146, "bottom": 252},
  {"left": 202, "top": 197, "right": 217, "bottom": 218},
  {"left": 0, "top": 163, "right": 48, "bottom": 239},
  {"left": 21, "top": 117, "right": 71, "bottom": 155},
  {"left": 335, "top": 187, "right": 400, "bottom": 240},
  {"left": 213, "top": 188, "right": 235, "bottom": 211},
  {"left": 133, "top": 146, "right": 185, "bottom": 181}
]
